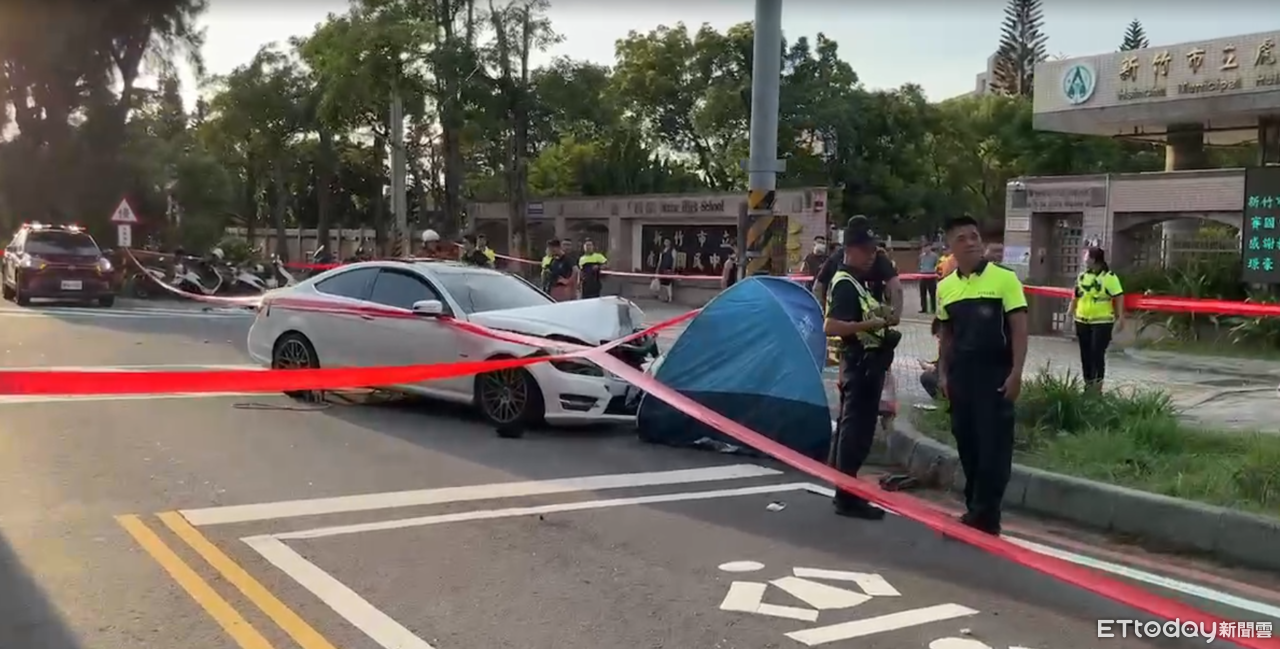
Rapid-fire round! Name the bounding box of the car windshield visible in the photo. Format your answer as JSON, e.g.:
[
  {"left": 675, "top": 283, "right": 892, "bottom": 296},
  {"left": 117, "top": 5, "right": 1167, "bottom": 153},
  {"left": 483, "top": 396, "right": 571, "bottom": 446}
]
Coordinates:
[
  {"left": 25, "top": 231, "right": 100, "bottom": 256},
  {"left": 435, "top": 270, "right": 552, "bottom": 315}
]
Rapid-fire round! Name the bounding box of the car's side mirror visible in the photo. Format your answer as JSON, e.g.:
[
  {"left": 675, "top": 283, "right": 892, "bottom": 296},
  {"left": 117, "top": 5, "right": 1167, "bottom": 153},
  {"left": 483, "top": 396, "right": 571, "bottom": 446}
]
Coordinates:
[{"left": 411, "top": 299, "right": 445, "bottom": 317}]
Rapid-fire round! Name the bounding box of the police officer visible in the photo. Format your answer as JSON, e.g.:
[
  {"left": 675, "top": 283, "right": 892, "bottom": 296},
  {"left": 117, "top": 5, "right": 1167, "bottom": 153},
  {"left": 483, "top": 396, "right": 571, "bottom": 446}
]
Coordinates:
[
  {"left": 577, "top": 239, "right": 607, "bottom": 298},
  {"left": 935, "top": 216, "right": 1028, "bottom": 536},
  {"left": 1068, "top": 247, "right": 1124, "bottom": 393},
  {"left": 823, "top": 217, "right": 900, "bottom": 520},
  {"left": 476, "top": 233, "right": 497, "bottom": 266},
  {"left": 460, "top": 234, "right": 492, "bottom": 267}
]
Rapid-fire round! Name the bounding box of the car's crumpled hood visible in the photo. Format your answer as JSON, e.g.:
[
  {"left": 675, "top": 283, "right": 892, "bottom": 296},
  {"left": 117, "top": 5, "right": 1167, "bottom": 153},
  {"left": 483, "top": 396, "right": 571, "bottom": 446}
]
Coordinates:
[{"left": 467, "top": 297, "right": 647, "bottom": 346}]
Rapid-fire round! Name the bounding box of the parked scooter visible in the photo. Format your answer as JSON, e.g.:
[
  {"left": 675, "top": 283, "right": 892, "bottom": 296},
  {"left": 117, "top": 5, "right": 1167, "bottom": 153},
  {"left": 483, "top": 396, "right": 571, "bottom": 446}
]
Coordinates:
[
  {"left": 267, "top": 255, "right": 297, "bottom": 288},
  {"left": 172, "top": 255, "right": 223, "bottom": 296},
  {"left": 223, "top": 260, "right": 268, "bottom": 295},
  {"left": 124, "top": 263, "right": 170, "bottom": 299},
  {"left": 305, "top": 246, "right": 333, "bottom": 279}
]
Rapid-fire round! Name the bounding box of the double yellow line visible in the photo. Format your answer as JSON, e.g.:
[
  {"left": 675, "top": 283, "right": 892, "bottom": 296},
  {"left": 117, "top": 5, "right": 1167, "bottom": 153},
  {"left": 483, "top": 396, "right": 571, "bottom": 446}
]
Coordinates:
[{"left": 117, "top": 512, "right": 338, "bottom": 649}]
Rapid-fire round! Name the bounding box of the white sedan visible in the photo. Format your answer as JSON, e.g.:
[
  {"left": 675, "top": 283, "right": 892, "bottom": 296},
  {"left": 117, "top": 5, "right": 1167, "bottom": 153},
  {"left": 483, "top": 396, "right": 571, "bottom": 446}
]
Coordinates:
[{"left": 246, "top": 260, "right": 657, "bottom": 427}]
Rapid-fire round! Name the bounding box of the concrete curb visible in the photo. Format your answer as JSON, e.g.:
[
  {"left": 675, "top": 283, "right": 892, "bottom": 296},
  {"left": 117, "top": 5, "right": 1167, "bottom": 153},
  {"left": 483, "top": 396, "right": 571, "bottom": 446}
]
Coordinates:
[
  {"left": 1121, "top": 347, "right": 1280, "bottom": 380},
  {"left": 885, "top": 419, "right": 1280, "bottom": 572}
]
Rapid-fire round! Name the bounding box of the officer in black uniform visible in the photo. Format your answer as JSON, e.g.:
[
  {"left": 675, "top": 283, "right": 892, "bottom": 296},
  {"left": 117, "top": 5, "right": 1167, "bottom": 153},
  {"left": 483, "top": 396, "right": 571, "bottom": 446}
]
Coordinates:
[
  {"left": 823, "top": 218, "right": 901, "bottom": 520},
  {"left": 935, "top": 216, "right": 1028, "bottom": 535}
]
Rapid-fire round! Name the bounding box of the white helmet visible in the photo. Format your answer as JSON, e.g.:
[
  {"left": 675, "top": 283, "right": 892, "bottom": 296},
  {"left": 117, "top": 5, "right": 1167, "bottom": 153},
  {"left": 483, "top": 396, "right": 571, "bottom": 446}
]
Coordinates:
[
  {"left": 421, "top": 229, "right": 440, "bottom": 244},
  {"left": 211, "top": 247, "right": 225, "bottom": 260}
]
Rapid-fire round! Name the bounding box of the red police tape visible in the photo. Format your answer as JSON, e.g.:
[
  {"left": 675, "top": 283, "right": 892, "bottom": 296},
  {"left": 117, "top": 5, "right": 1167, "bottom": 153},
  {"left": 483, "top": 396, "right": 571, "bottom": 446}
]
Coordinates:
[{"left": 3, "top": 294, "right": 1277, "bottom": 646}]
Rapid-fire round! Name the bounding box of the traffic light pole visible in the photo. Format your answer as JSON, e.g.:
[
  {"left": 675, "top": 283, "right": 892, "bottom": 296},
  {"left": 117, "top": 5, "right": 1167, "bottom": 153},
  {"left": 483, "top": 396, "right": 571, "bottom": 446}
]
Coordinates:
[{"left": 739, "top": 0, "right": 786, "bottom": 279}]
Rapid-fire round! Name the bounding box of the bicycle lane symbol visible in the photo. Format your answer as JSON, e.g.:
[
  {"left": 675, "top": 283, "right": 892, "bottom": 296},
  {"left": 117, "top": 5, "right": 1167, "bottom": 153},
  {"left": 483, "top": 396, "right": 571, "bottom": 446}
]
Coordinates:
[{"left": 715, "top": 561, "right": 1034, "bottom": 647}]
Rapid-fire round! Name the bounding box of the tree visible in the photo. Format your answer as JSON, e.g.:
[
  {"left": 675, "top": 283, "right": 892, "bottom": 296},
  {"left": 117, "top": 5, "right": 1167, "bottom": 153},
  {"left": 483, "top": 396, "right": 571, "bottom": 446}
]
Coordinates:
[
  {"left": 1119, "top": 19, "right": 1149, "bottom": 51},
  {"left": 204, "top": 46, "right": 311, "bottom": 259},
  {"left": 989, "top": 0, "right": 1047, "bottom": 97}
]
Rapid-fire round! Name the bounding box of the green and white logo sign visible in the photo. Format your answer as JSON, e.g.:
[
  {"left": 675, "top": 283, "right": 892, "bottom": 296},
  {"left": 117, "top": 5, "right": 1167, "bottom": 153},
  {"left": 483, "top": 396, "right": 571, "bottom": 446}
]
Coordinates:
[{"left": 1061, "top": 62, "right": 1096, "bottom": 105}]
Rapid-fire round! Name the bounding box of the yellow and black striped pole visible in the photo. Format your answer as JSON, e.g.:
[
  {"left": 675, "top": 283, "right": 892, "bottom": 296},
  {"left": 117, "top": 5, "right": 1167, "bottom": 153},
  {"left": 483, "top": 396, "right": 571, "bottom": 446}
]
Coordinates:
[{"left": 744, "top": 189, "right": 783, "bottom": 276}]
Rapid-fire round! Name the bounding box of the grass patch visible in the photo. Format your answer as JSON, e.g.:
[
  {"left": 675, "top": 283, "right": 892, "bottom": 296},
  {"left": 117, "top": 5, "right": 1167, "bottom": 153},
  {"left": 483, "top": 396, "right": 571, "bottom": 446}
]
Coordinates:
[
  {"left": 912, "top": 370, "right": 1280, "bottom": 517},
  {"left": 1134, "top": 337, "right": 1280, "bottom": 362}
]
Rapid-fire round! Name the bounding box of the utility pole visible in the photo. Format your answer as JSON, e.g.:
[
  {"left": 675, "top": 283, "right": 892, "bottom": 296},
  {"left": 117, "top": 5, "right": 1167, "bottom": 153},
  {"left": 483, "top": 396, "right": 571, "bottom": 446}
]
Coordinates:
[
  {"left": 739, "top": 0, "right": 786, "bottom": 278},
  {"left": 389, "top": 92, "right": 408, "bottom": 257}
]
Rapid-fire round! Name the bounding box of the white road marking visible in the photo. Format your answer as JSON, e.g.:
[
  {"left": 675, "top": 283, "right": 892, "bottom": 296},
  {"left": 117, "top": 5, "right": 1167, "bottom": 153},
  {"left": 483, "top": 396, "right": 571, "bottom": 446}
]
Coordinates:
[
  {"left": 271, "top": 483, "right": 813, "bottom": 541},
  {"left": 803, "top": 482, "right": 1279, "bottom": 618},
  {"left": 1007, "top": 537, "right": 1280, "bottom": 620},
  {"left": 182, "top": 464, "right": 784, "bottom": 526},
  {"left": 929, "top": 639, "right": 991, "bottom": 649},
  {"left": 769, "top": 576, "right": 872, "bottom": 610},
  {"left": 719, "top": 581, "right": 820, "bottom": 622},
  {"left": 785, "top": 603, "right": 980, "bottom": 646},
  {"left": 243, "top": 535, "right": 436, "bottom": 649},
  {"left": 792, "top": 568, "right": 902, "bottom": 597},
  {"left": 718, "top": 560, "right": 765, "bottom": 573}
]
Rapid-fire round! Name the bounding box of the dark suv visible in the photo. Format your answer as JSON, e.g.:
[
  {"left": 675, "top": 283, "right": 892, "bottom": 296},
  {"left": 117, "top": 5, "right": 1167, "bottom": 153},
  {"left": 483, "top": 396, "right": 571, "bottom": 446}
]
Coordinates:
[{"left": 2, "top": 223, "right": 116, "bottom": 306}]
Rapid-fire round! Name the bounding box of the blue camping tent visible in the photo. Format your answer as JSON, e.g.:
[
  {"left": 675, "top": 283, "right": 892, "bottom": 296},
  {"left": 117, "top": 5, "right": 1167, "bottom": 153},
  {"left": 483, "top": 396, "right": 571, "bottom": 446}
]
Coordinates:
[{"left": 636, "top": 276, "right": 831, "bottom": 460}]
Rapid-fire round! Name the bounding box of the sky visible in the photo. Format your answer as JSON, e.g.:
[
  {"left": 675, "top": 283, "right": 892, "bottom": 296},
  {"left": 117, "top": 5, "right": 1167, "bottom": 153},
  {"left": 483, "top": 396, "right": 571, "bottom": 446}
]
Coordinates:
[{"left": 182, "top": 1, "right": 1275, "bottom": 107}]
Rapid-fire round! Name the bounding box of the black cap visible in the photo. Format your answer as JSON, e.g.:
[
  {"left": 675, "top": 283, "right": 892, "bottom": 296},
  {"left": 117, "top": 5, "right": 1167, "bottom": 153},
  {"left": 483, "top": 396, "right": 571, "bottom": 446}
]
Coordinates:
[{"left": 843, "top": 218, "right": 877, "bottom": 247}]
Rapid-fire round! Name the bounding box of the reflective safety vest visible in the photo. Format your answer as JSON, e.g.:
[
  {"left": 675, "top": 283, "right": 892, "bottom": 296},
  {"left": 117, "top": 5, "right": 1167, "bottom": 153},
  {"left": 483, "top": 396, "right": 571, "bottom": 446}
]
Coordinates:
[
  {"left": 1073, "top": 270, "right": 1122, "bottom": 323},
  {"left": 481, "top": 247, "right": 496, "bottom": 264},
  {"left": 825, "top": 270, "right": 888, "bottom": 366}
]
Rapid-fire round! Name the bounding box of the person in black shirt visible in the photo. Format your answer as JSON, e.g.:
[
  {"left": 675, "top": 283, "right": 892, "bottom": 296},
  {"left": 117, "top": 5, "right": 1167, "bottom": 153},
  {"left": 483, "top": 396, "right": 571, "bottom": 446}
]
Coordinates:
[
  {"left": 823, "top": 217, "right": 900, "bottom": 520},
  {"left": 800, "top": 236, "right": 829, "bottom": 290},
  {"left": 813, "top": 229, "right": 899, "bottom": 309},
  {"left": 459, "top": 234, "right": 491, "bottom": 267},
  {"left": 544, "top": 239, "right": 576, "bottom": 301},
  {"left": 654, "top": 239, "right": 675, "bottom": 302},
  {"left": 720, "top": 247, "right": 739, "bottom": 290}
]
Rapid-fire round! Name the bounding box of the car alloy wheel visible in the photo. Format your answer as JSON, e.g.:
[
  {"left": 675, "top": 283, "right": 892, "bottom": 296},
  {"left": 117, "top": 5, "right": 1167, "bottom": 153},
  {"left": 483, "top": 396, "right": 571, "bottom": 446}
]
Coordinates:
[
  {"left": 479, "top": 368, "right": 531, "bottom": 425},
  {"left": 274, "top": 339, "right": 312, "bottom": 370},
  {"left": 272, "top": 333, "right": 320, "bottom": 400}
]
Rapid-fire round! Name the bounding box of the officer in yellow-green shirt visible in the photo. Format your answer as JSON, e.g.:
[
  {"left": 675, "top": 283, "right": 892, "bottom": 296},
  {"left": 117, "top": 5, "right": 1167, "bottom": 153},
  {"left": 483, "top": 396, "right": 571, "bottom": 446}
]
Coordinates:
[
  {"left": 823, "top": 217, "right": 901, "bottom": 521},
  {"left": 476, "top": 233, "right": 497, "bottom": 266},
  {"left": 935, "top": 216, "right": 1028, "bottom": 536},
  {"left": 1069, "top": 247, "right": 1125, "bottom": 392},
  {"left": 577, "top": 239, "right": 607, "bottom": 299}
]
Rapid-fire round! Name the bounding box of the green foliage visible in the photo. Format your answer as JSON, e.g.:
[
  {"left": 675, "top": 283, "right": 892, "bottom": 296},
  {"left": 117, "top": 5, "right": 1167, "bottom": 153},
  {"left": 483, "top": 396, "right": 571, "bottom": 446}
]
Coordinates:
[
  {"left": 915, "top": 370, "right": 1280, "bottom": 513},
  {"left": 0, "top": 0, "right": 1246, "bottom": 254},
  {"left": 990, "top": 0, "right": 1047, "bottom": 97},
  {"left": 1119, "top": 19, "right": 1150, "bottom": 51}
]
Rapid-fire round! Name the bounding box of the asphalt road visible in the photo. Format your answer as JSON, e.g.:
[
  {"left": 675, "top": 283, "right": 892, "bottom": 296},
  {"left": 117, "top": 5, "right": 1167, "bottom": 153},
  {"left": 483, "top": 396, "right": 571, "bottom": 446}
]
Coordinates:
[{"left": 0, "top": 297, "right": 1276, "bottom": 649}]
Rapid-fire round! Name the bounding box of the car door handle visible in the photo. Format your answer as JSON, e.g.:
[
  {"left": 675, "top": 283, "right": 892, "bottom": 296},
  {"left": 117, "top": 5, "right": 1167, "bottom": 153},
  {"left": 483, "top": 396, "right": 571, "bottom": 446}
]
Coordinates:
[{"left": 359, "top": 314, "right": 374, "bottom": 321}]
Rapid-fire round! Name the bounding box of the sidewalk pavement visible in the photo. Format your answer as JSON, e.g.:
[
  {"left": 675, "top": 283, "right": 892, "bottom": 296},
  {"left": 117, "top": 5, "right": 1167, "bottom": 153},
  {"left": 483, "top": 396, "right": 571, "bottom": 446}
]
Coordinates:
[{"left": 634, "top": 298, "right": 1280, "bottom": 434}]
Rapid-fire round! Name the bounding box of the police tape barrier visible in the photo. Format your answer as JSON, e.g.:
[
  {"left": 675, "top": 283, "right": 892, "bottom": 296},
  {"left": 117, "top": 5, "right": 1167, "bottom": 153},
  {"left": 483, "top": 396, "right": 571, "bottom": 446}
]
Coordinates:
[
  {"left": 0, "top": 305, "right": 1265, "bottom": 644},
  {"left": 129, "top": 246, "right": 1280, "bottom": 321},
  {"left": 0, "top": 304, "right": 698, "bottom": 396}
]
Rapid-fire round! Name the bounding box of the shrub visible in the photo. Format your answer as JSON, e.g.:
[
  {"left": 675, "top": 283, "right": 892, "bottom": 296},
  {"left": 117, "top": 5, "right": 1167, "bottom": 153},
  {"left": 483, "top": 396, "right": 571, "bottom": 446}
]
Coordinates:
[{"left": 911, "top": 368, "right": 1280, "bottom": 513}]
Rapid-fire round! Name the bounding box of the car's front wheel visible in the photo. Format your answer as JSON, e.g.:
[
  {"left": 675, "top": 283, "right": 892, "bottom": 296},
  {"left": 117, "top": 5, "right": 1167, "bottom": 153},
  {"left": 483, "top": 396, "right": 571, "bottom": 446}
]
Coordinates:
[
  {"left": 475, "top": 364, "right": 545, "bottom": 432},
  {"left": 272, "top": 332, "right": 320, "bottom": 400}
]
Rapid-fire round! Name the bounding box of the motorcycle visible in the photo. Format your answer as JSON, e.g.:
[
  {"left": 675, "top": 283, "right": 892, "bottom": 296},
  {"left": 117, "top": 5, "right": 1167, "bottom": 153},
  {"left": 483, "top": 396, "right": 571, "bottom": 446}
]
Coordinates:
[
  {"left": 172, "top": 256, "right": 223, "bottom": 296},
  {"left": 305, "top": 246, "right": 333, "bottom": 279},
  {"left": 222, "top": 261, "right": 268, "bottom": 295},
  {"left": 124, "top": 264, "right": 170, "bottom": 299},
  {"left": 267, "top": 255, "right": 297, "bottom": 289}
]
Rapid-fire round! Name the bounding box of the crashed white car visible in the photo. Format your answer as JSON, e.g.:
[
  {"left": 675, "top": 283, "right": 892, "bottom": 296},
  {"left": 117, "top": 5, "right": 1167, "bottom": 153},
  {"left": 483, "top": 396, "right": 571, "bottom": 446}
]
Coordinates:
[{"left": 246, "top": 260, "right": 657, "bottom": 426}]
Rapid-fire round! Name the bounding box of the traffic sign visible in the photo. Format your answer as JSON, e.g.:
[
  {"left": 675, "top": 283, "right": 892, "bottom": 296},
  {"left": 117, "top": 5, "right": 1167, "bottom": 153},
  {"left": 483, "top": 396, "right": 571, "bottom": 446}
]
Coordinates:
[
  {"left": 111, "top": 198, "right": 139, "bottom": 224},
  {"left": 117, "top": 224, "right": 133, "bottom": 248}
]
